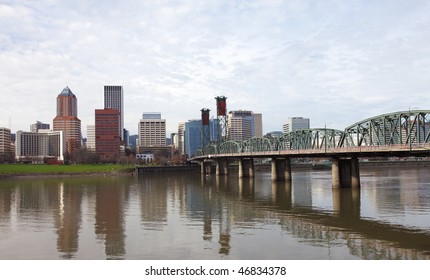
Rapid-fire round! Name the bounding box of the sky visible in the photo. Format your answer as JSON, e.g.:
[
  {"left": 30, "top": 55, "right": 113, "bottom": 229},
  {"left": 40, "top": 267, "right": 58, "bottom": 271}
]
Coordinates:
[{"left": 1, "top": 0, "right": 430, "bottom": 137}]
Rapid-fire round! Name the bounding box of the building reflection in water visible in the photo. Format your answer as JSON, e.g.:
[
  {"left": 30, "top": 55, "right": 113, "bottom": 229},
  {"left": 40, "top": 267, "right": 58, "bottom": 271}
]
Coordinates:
[
  {"left": 138, "top": 176, "right": 168, "bottom": 231},
  {"left": 0, "top": 184, "right": 12, "bottom": 225},
  {"left": 0, "top": 167, "right": 429, "bottom": 260},
  {"left": 55, "top": 182, "right": 82, "bottom": 259},
  {"left": 94, "top": 178, "right": 128, "bottom": 259}
]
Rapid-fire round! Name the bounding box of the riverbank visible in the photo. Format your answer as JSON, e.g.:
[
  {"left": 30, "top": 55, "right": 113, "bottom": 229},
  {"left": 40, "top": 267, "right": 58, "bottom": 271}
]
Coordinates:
[{"left": 0, "top": 164, "right": 135, "bottom": 179}]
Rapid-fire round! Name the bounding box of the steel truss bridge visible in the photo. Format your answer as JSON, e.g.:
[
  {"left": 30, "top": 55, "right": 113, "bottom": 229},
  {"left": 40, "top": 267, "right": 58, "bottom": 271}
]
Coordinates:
[{"left": 192, "top": 110, "right": 430, "bottom": 159}]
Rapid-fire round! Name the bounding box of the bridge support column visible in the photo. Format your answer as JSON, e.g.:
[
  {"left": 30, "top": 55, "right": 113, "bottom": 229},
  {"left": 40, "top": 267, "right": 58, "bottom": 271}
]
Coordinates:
[
  {"left": 216, "top": 159, "right": 229, "bottom": 176},
  {"left": 332, "top": 157, "right": 361, "bottom": 188},
  {"left": 239, "top": 158, "right": 254, "bottom": 178},
  {"left": 271, "top": 158, "right": 292, "bottom": 182},
  {"left": 200, "top": 161, "right": 212, "bottom": 175},
  {"left": 332, "top": 158, "right": 340, "bottom": 188},
  {"left": 350, "top": 157, "right": 360, "bottom": 188}
]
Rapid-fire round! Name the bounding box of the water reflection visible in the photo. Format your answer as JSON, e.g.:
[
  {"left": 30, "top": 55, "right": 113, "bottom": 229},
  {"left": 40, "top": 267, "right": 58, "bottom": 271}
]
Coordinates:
[
  {"left": 0, "top": 167, "right": 429, "bottom": 259},
  {"left": 94, "top": 178, "right": 129, "bottom": 259},
  {"left": 55, "top": 182, "right": 82, "bottom": 259}
]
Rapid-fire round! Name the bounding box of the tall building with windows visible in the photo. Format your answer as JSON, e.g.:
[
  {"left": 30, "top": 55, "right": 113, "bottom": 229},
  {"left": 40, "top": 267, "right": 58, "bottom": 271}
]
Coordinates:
[
  {"left": 184, "top": 120, "right": 201, "bottom": 157},
  {"left": 95, "top": 108, "right": 121, "bottom": 162},
  {"left": 53, "top": 87, "right": 81, "bottom": 156},
  {"left": 253, "top": 113, "right": 263, "bottom": 137},
  {"left": 184, "top": 118, "right": 218, "bottom": 157},
  {"left": 138, "top": 113, "right": 166, "bottom": 147},
  {"left": 177, "top": 122, "right": 185, "bottom": 155},
  {"left": 104, "top": 85, "right": 124, "bottom": 142},
  {"left": 282, "top": 117, "right": 310, "bottom": 133},
  {"left": 86, "top": 125, "right": 96, "bottom": 151},
  {"left": 0, "top": 127, "right": 13, "bottom": 162},
  {"left": 138, "top": 113, "right": 170, "bottom": 157},
  {"left": 227, "top": 110, "right": 254, "bottom": 142}
]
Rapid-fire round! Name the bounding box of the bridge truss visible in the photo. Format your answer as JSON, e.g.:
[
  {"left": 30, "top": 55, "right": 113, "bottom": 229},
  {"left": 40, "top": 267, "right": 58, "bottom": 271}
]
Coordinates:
[
  {"left": 191, "top": 110, "right": 430, "bottom": 157},
  {"left": 340, "top": 110, "right": 430, "bottom": 147}
]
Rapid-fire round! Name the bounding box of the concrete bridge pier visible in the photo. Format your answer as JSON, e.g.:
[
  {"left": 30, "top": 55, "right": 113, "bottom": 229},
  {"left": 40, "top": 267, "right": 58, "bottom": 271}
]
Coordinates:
[
  {"left": 271, "top": 158, "right": 292, "bottom": 182},
  {"left": 239, "top": 158, "right": 255, "bottom": 178},
  {"left": 332, "top": 157, "right": 360, "bottom": 188},
  {"left": 200, "top": 160, "right": 213, "bottom": 175},
  {"left": 216, "top": 158, "right": 229, "bottom": 176}
]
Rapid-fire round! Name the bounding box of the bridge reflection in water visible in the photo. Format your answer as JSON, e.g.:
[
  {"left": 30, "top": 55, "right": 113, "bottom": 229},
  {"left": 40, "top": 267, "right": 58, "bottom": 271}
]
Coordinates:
[
  {"left": 200, "top": 170, "right": 430, "bottom": 260},
  {"left": 0, "top": 169, "right": 429, "bottom": 259}
]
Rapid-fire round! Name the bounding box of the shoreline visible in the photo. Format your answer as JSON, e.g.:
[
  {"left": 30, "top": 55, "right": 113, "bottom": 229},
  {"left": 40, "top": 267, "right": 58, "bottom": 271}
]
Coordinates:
[{"left": 1, "top": 160, "right": 429, "bottom": 180}]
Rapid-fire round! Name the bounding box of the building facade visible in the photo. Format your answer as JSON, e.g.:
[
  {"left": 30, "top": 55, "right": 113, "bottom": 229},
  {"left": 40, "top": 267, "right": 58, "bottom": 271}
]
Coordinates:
[
  {"left": 53, "top": 87, "right": 81, "bottom": 156},
  {"left": 30, "top": 121, "right": 50, "bottom": 132},
  {"left": 15, "top": 130, "right": 64, "bottom": 163},
  {"left": 177, "top": 122, "right": 185, "bottom": 155},
  {"left": 138, "top": 113, "right": 166, "bottom": 148},
  {"left": 104, "top": 85, "right": 124, "bottom": 142},
  {"left": 227, "top": 110, "right": 254, "bottom": 142},
  {"left": 95, "top": 108, "right": 121, "bottom": 162},
  {"left": 86, "top": 125, "right": 96, "bottom": 151},
  {"left": 253, "top": 113, "right": 263, "bottom": 138},
  {"left": 184, "top": 120, "right": 201, "bottom": 157},
  {"left": 184, "top": 118, "right": 218, "bottom": 157},
  {"left": 282, "top": 117, "right": 310, "bottom": 134},
  {"left": 0, "top": 127, "right": 13, "bottom": 162}
]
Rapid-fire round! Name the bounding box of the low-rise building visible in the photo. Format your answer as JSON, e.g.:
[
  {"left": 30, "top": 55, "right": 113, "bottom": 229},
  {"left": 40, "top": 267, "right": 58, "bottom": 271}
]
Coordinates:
[{"left": 15, "top": 130, "right": 64, "bottom": 163}]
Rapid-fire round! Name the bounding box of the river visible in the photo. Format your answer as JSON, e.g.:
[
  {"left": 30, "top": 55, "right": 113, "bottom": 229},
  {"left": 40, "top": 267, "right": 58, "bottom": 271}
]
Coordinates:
[{"left": 0, "top": 165, "right": 429, "bottom": 260}]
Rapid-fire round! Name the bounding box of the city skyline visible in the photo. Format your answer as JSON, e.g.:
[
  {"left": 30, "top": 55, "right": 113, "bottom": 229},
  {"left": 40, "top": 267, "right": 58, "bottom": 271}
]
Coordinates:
[{"left": 1, "top": 1, "right": 430, "bottom": 135}]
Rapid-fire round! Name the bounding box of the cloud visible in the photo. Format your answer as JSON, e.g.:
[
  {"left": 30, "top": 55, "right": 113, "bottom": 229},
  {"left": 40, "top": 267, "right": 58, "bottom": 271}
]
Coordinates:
[{"left": 1, "top": 0, "right": 430, "bottom": 136}]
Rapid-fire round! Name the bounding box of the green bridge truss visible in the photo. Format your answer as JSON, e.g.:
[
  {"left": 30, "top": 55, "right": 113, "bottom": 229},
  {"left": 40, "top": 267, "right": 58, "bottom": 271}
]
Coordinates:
[{"left": 192, "top": 110, "right": 430, "bottom": 156}]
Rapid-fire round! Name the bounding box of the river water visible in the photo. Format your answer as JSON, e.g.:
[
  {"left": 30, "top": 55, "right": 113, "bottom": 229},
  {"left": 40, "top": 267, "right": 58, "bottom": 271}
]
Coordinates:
[{"left": 0, "top": 166, "right": 429, "bottom": 260}]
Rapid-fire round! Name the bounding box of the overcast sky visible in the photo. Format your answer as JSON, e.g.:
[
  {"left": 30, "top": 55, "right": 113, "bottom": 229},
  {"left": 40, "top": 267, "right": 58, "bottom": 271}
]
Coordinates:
[{"left": 1, "top": 0, "right": 430, "bottom": 137}]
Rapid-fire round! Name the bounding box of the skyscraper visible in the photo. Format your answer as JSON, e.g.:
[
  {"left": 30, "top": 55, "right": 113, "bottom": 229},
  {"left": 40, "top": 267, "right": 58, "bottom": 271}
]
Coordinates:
[
  {"left": 95, "top": 108, "right": 121, "bottom": 162},
  {"left": 138, "top": 113, "right": 166, "bottom": 148},
  {"left": 104, "top": 85, "right": 124, "bottom": 142},
  {"left": 227, "top": 110, "right": 254, "bottom": 142},
  {"left": 53, "top": 87, "right": 81, "bottom": 156},
  {"left": 184, "top": 120, "right": 201, "bottom": 157},
  {"left": 253, "top": 113, "right": 263, "bottom": 138}
]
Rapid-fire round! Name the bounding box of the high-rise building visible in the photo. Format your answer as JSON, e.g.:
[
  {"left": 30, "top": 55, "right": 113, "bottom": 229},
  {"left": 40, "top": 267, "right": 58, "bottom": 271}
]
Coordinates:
[
  {"left": 253, "top": 113, "right": 263, "bottom": 138},
  {"left": 95, "top": 108, "right": 121, "bottom": 162},
  {"left": 53, "top": 87, "right": 81, "bottom": 156},
  {"left": 30, "top": 121, "right": 50, "bottom": 132},
  {"left": 0, "top": 127, "right": 13, "bottom": 162},
  {"left": 184, "top": 118, "right": 218, "bottom": 157},
  {"left": 184, "top": 120, "right": 201, "bottom": 157},
  {"left": 104, "top": 85, "right": 124, "bottom": 142},
  {"left": 138, "top": 113, "right": 166, "bottom": 147},
  {"left": 86, "top": 125, "right": 96, "bottom": 151},
  {"left": 228, "top": 110, "right": 254, "bottom": 142},
  {"left": 177, "top": 122, "right": 185, "bottom": 155},
  {"left": 15, "top": 130, "right": 64, "bottom": 163},
  {"left": 282, "top": 117, "right": 310, "bottom": 134}
]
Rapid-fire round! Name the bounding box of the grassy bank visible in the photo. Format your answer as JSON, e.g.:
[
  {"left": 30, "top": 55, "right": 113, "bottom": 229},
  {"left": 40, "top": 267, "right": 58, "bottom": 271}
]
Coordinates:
[{"left": 0, "top": 164, "right": 134, "bottom": 177}]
